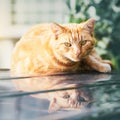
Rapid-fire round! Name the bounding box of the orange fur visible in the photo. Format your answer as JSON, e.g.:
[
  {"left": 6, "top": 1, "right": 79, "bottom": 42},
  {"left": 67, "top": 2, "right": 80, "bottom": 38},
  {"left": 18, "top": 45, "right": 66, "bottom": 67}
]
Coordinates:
[{"left": 11, "top": 18, "right": 112, "bottom": 75}]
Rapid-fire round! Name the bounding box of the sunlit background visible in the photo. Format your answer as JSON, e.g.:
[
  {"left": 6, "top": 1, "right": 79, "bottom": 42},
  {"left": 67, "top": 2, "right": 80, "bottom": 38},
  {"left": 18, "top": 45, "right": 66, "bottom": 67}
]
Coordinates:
[{"left": 0, "top": 0, "right": 120, "bottom": 71}]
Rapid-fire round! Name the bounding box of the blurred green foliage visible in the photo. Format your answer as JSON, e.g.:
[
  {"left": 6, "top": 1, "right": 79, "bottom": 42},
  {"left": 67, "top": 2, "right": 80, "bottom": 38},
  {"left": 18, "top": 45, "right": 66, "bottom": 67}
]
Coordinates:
[{"left": 65, "top": 0, "right": 120, "bottom": 71}]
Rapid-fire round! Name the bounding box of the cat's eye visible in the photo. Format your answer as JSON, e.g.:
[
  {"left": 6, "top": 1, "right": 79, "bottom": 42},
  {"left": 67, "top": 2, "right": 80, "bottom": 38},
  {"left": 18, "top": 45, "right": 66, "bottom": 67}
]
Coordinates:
[
  {"left": 79, "top": 40, "right": 87, "bottom": 45},
  {"left": 77, "top": 96, "right": 86, "bottom": 102},
  {"left": 63, "top": 94, "right": 70, "bottom": 99},
  {"left": 64, "top": 42, "right": 72, "bottom": 47}
]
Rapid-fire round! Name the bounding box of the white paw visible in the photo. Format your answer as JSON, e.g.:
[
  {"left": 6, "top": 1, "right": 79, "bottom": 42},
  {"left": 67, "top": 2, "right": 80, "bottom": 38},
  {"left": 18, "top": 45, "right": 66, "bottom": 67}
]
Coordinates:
[{"left": 99, "top": 64, "right": 111, "bottom": 73}]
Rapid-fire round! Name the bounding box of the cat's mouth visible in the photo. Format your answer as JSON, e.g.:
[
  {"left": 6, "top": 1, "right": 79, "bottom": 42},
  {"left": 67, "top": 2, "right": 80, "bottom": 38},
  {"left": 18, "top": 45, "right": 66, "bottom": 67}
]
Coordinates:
[
  {"left": 66, "top": 55, "right": 81, "bottom": 62},
  {"left": 69, "top": 101, "right": 81, "bottom": 108},
  {"left": 66, "top": 99, "right": 88, "bottom": 109},
  {"left": 67, "top": 53, "right": 90, "bottom": 62},
  {"left": 61, "top": 101, "right": 89, "bottom": 111},
  {"left": 70, "top": 58, "right": 80, "bottom": 62}
]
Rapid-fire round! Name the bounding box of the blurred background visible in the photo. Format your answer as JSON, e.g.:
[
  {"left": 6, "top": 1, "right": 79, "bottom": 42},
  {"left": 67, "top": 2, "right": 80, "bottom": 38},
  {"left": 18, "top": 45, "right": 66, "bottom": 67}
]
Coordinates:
[{"left": 0, "top": 0, "right": 120, "bottom": 71}]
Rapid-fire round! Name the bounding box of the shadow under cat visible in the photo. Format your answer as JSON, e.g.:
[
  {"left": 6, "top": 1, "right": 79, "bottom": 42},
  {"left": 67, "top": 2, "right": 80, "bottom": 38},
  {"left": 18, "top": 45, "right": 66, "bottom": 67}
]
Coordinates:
[{"left": 12, "top": 72, "right": 111, "bottom": 112}]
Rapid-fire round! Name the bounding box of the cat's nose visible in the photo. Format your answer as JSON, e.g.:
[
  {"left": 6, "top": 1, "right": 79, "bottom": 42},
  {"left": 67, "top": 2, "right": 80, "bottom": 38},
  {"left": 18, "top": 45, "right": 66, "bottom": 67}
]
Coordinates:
[{"left": 75, "top": 50, "right": 80, "bottom": 57}]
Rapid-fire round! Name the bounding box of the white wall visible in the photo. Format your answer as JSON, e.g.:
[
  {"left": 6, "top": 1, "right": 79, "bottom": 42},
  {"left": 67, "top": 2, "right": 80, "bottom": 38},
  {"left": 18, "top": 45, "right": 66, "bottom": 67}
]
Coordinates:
[
  {"left": 0, "top": 40, "right": 14, "bottom": 68},
  {"left": 0, "top": 0, "right": 68, "bottom": 69}
]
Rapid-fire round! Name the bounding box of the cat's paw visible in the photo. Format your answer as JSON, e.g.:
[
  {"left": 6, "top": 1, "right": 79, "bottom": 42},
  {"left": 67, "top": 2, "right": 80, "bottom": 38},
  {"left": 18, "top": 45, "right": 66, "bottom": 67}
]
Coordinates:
[
  {"left": 99, "top": 64, "right": 111, "bottom": 73},
  {"left": 102, "top": 60, "right": 113, "bottom": 66}
]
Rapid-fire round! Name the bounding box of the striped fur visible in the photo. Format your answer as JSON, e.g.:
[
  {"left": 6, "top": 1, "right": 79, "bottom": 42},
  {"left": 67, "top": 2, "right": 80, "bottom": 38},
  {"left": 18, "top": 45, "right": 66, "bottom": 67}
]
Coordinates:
[{"left": 11, "top": 18, "right": 112, "bottom": 75}]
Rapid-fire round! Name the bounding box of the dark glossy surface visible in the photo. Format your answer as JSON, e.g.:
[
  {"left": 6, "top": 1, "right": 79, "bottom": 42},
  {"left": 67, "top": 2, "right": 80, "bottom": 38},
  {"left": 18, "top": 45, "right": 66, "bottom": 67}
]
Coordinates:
[{"left": 0, "top": 70, "right": 120, "bottom": 120}]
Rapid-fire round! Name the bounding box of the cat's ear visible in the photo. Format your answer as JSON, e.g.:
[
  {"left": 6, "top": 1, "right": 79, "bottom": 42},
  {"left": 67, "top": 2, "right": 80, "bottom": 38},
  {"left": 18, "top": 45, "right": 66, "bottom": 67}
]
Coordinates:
[
  {"left": 48, "top": 98, "right": 61, "bottom": 112},
  {"left": 83, "top": 18, "right": 95, "bottom": 33},
  {"left": 51, "top": 23, "right": 66, "bottom": 39}
]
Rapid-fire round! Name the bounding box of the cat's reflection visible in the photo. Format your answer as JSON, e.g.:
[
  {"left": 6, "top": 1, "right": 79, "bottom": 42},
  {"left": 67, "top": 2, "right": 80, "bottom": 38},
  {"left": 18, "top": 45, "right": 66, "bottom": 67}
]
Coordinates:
[{"left": 13, "top": 73, "right": 111, "bottom": 112}]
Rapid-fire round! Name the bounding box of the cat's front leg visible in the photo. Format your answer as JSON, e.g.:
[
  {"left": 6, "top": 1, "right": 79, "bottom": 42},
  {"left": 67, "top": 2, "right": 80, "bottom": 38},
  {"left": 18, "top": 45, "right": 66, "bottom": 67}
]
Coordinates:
[{"left": 84, "top": 55, "right": 112, "bottom": 73}]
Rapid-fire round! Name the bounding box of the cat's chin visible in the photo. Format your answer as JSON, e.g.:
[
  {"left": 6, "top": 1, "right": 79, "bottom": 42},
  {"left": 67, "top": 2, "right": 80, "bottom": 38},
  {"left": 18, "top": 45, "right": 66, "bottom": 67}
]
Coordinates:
[
  {"left": 64, "top": 54, "right": 81, "bottom": 62},
  {"left": 68, "top": 57, "right": 80, "bottom": 62}
]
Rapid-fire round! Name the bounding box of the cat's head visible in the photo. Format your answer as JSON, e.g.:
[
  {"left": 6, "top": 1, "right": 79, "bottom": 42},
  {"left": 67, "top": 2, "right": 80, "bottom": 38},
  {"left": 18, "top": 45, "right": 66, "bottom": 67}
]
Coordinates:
[
  {"left": 48, "top": 87, "right": 93, "bottom": 112},
  {"left": 50, "top": 18, "right": 96, "bottom": 62}
]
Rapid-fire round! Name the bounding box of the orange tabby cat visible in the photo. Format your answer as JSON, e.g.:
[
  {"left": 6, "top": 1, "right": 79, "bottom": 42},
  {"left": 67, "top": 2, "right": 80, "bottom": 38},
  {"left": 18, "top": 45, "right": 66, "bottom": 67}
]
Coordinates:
[{"left": 11, "top": 18, "right": 112, "bottom": 75}]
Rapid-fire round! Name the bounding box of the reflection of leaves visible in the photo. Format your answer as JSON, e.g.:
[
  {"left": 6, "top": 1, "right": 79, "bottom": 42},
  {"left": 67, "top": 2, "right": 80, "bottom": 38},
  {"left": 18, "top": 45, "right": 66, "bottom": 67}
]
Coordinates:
[
  {"left": 77, "top": 77, "right": 120, "bottom": 120},
  {"left": 88, "top": 78, "right": 120, "bottom": 108}
]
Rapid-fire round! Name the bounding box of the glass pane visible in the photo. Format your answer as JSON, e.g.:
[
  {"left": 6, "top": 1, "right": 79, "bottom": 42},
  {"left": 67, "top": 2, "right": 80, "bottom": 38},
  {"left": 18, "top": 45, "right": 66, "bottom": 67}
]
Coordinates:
[{"left": 0, "top": 70, "right": 120, "bottom": 119}]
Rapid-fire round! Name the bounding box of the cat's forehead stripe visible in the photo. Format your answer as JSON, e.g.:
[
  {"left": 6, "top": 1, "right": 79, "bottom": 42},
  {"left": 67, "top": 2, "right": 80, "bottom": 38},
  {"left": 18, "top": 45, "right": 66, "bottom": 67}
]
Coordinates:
[
  {"left": 70, "top": 29, "right": 79, "bottom": 40},
  {"left": 70, "top": 29, "right": 83, "bottom": 42}
]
